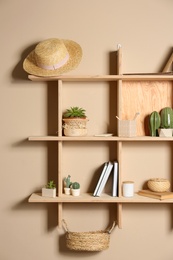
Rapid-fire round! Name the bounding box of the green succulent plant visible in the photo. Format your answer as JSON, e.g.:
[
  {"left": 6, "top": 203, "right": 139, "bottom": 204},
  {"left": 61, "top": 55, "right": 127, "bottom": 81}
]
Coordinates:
[
  {"left": 45, "top": 180, "right": 56, "bottom": 189},
  {"left": 63, "top": 107, "right": 86, "bottom": 118}
]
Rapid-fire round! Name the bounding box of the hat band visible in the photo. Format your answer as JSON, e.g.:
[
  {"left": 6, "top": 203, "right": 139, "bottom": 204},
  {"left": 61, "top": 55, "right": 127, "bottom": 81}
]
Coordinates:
[{"left": 37, "top": 54, "right": 69, "bottom": 70}]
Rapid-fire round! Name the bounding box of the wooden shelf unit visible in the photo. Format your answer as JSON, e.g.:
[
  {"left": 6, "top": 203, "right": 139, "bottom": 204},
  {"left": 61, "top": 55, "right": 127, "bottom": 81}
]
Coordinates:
[{"left": 28, "top": 47, "right": 173, "bottom": 229}]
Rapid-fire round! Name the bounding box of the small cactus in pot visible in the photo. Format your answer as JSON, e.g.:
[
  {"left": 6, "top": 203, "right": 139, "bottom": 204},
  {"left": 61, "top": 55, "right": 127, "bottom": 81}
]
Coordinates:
[
  {"left": 64, "top": 175, "right": 72, "bottom": 188},
  {"left": 159, "top": 107, "right": 173, "bottom": 137},
  {"left": 71, "top": 182, "right": 80, "bottom": 196},
  {"left": 64, "top": 175, "right": 72, "bottom": 195},
  {"left": 149, "top": 107, "right": 173, "bottom": 137}
]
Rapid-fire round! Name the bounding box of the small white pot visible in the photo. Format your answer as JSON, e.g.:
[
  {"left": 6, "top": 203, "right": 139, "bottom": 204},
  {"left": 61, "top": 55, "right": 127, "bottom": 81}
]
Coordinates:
[
  {"left": 42, "top": 188, "right": 56, "bottom": 198},
  {"left": 158, "top": 129, "right": 173, "bottom": 137},
  {"left": 71, "top": 189, "right": 80, "bottom": 196},
  {"left": 64, "top": 187, "right": 71, "bottom": 195}
]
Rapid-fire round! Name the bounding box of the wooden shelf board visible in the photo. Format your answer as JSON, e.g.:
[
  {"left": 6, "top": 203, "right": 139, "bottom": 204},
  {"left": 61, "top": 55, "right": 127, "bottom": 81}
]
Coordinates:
[
  {"left": 28, "top": 74, "right": 173, "bottom": 82},
  {"left": 28, "top": 193, "right": 173, "bottom": 203},
  {"left": 28, "top": 136, "right": 173, "bottom": 142}
]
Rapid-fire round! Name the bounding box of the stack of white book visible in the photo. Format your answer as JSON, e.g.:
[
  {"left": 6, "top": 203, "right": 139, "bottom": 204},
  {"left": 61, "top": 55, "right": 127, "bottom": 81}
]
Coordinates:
[{"left": 93, "top": 161, "right": 119, "bottom": 197}]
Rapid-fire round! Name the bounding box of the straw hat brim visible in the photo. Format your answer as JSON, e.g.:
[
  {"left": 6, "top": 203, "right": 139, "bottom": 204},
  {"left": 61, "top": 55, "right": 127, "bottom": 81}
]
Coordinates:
[{"left": 23, "top": 39, "right": 82, "bottom": 77}]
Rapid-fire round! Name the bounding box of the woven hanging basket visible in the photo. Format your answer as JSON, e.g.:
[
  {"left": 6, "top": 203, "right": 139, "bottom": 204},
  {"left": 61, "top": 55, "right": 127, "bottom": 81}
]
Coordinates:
[{"left": 62, "top": 219, "right": 116, "bottom": 251}]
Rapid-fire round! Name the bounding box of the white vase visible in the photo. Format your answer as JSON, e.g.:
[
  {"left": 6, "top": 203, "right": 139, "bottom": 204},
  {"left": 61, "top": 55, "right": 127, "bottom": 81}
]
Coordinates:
[
  {"left": 64, "top": 187, "right": 71, "bottom": 195},
  {"left": 42, "top": 188, "right": 56, "bottom": 198},
  {"left": 71, "top": 189, "right": 80, "bottom": 196}
]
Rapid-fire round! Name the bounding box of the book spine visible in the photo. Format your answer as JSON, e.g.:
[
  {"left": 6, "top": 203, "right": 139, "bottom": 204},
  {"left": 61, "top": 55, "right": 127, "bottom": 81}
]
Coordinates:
[
  {"left": 93, "top": 162, "right": 108, "bottom": 196},
  {"left": 112, "top": 161, "right": 118, "bottom": 197},
  {"left": 96, "top": 162, "right": 113, "bottom": 196}
]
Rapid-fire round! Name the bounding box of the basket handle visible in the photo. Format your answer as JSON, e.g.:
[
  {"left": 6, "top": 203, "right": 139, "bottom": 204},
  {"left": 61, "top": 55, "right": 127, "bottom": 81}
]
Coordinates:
[
  {"left": 62, "top": 219, "right": 70, "bottom": 233},
  {"left": 107, "top": 221, "right": 116, "bottom": 234},
  {"left": 62, "top": 219, "right": 116, "bottom": 234}
]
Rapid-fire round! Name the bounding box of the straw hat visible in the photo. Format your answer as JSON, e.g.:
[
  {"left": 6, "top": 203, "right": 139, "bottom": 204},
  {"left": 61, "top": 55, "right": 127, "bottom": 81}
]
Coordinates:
[{"left": 23, "top": 38, "right": 82, "bottom": 77}]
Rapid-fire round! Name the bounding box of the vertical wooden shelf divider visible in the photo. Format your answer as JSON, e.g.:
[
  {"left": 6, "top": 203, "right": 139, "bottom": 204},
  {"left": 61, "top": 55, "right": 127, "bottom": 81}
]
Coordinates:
[
  {"left": 117, "top": 45, "right": 123, "bottom": 229},
  {"left": 57, "top": 80, "right": 63, "bottom": 227}
]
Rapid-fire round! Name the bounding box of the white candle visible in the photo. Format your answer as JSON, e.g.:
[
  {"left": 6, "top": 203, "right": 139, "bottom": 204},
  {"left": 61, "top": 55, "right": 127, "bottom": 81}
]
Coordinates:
[{"left": 123, "top": 181, "right": 134, "bottom": 197}]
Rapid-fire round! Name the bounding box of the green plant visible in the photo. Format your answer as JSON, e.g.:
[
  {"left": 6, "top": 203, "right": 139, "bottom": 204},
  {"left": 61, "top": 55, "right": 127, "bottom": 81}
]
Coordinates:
[
  {"left": 45, "top": 180, "right": 56, "bottom": 189},
  {"left": 64, "top": 175, "right": 72, "bottom": 188},
  {"left": 72, "top": 182, "right": 80, "bottom": 189},
  {"left": 63, "top": 107, "right": 86, "bottom": 118},
  {"left": 160, "top": 107, "right": 173, "bottom": 128},
  {"left": 149, "top": 111, "right": 161, "bottom": 136}
]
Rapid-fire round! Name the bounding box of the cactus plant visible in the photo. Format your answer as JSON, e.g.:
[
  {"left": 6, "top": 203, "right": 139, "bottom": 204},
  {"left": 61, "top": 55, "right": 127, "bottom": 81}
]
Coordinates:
[
  {"left": 72, "top": 182, "right": 80, "bottom": 189},
  {"left": 160, "top": 107, "right": 173, "bottom": 129},
  {"left": 149, "top": 111, "right": 161, "bottom": 136},
  {"left": 71, "top": 182, "right": 80, "bottom": 196},
  {"left": 64, "top": 175, "right": 72, "bottom": 188}
]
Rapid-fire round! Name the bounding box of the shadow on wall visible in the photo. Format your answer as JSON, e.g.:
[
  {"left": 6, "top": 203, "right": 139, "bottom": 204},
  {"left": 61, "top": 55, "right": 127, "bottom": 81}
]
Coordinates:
[
  {"left": 109, "top": 51, "right": 118, "bottom": 135},
  {"left": 12, "top": 42, "right": 39, "bottom": 81},
  {"left": 11, "top": 195, "right": 59, "bottom": 232},
  {"left": 10, "top": 41, "right": 59, "bottom": 233},
  {"left": 12, "top": 140, "right": 58, "bottom": 232},
  {"left": 160, "top": 47, "right": 173, "bottom": 72}
]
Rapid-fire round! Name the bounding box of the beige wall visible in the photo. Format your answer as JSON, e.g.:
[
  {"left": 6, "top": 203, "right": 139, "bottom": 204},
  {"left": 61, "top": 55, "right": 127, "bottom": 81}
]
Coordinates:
[{"left": 1, "top": 0, "right": 173, "bottom": 259}]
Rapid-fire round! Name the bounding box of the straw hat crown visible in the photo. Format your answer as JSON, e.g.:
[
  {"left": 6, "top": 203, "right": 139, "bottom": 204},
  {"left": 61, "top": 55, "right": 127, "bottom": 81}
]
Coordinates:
[{"left": 23, "top": 38, "right": 82, "bottom": 77}]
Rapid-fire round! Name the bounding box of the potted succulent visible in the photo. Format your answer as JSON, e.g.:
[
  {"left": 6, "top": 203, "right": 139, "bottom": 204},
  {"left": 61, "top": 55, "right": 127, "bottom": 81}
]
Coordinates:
[
  {"left": 64, "top": 175, "right": 72, "bottom": 195},
  {"left": 159, "top": 107, "right": 173, "bottom": 137},
  {"left": 71, "top": 182, "right": 80, "bottom": 196},
  {"left": 149, "top": 107, "right": 173, "bottom": 137},
  {"left": 42, "top": 180, "right": 56, "bottom": 198},
  {"left": 62, "top": 106, "right": 88, "bottom": 136}
]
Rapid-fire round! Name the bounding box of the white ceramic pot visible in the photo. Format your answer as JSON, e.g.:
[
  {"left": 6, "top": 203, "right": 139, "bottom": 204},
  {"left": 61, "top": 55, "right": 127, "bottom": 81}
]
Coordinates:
[
  {"left": 42, "top": 188, "right": 56, "bottom": 198},
  {"left": 64, "top": 187, "right": 71, "bottom": 195},
  {"left": 158, "top": 129, "right": 173, "bottom": 137},
  {"left": 71, "top": 189, "right": 80, "bottom": 196}
]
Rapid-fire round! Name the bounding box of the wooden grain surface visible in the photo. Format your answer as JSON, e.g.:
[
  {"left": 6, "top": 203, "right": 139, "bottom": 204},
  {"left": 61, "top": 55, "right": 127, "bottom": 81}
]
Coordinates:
[{"left": 121, "top": 81, "right": 173, "bottom": 136}]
